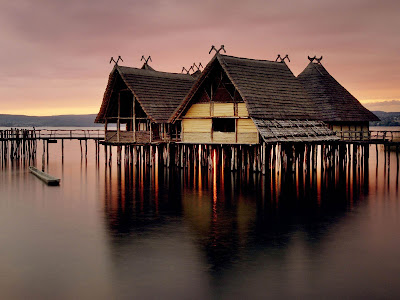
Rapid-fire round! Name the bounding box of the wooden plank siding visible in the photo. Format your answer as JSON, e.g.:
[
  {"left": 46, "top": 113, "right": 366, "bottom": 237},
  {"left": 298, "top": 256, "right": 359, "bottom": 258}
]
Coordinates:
[
  {"left": 105, "top": 130, "right": 150, "bottom": 144},
  {"left": 237, "top": 119, "right": 258, "bottom": 132},
  {"left": 331, "top": 123, "right": 370, "bottom": 141},
  {"left": 184, "top": 103, "right": 211, "bottom": 118},
  {"left": 237, "top": 132, "right": 259, "bottom": 144},
  {"left": 182, "top": 119, "right": 212, "bottom": 132},
  {"left": 213, "top": 103, "right": 234, "bottom": 117},
  {"left": 213, "top": 132, "right": 236, "bottom": 143},
  {"left": 182, "top": 132, "right": 212, "bottom": 143},
  {"left": 237, "top": 118, "right": 259, "bottom": 143},
  {"left": 237, "top": 103, "right": 249, "bottom": 117},
  {"left": 181, "top": 107, "right": 259, "bottom": 144}
]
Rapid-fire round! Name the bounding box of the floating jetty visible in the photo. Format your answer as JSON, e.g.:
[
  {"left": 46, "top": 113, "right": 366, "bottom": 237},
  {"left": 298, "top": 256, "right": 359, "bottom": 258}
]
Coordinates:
[{"left": 29, "top": 166, "right": 60, "bottom": 186}]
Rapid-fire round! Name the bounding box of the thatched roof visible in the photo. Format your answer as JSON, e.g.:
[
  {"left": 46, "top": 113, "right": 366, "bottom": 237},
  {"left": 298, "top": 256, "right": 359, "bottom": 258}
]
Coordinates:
[
  {"left": 171, "top": 54, "right": 338, "bottom": 142},
  {"left": 253, "top": 119, "right": 338, "bottom": 143},
  {"left": 217, "top": 55, "right": 321, "bottom": 120},
  {"left": 172, "top": 54, "right": 320, "bottom": 121},
  {"left": 95, "top": 65, "right": 195, "bottom": 123},
  {"left": 141, "top": 63, "right": 155, "bottom": 71},
  {"left": 297, "top": 62, "right": 379, "bottom": 122}
]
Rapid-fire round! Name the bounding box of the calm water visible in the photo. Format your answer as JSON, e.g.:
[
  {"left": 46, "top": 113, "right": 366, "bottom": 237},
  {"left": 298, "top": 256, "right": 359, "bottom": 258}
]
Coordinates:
[{"left": 1, "top": 129, "right": 400, "bottom": 299}]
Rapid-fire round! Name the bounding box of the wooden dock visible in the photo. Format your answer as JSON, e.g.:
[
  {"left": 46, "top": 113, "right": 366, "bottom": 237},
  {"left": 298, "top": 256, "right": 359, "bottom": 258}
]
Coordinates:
[
  {"left": 29, "top": 166, "right": 60, "bottom": 185},
  {"left": 0, "top": 129, "right": 103, "bottom": 161},
  {"left": 1, "top": 128, "right": 399, "bottom": 175}
]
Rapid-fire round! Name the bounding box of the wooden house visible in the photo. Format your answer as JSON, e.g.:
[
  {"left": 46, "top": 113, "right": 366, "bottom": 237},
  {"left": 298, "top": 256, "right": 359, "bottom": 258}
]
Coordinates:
[
  {"left": 95, "top": 63, "right": 195, "bottom": 144},
  {"left": 297, "top": 60, "right": 379, "bottom": 140},
  {"left": 170, "top": 54, "right": 338, "bottom": 144}
]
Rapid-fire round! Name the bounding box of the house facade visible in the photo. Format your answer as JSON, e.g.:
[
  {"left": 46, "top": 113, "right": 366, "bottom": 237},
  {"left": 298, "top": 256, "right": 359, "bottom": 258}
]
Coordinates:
[
  {"left": 95, "top": 63, "right": 195, "bottom": 144},
  {"left": 170, "top": 54, "right": 338, "bottom": 144},
  {"left": 297, "top": 60, "right": 379, "bottom": 140}
]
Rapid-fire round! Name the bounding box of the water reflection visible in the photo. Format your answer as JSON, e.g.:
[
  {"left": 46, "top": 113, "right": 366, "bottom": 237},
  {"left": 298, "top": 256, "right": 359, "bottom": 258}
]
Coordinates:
[
  {"left": 1, "top": 141, "right": 400, "bottom": 298},
  {"left": 101, "top": 145, "right": 379, "bottom": 297}
]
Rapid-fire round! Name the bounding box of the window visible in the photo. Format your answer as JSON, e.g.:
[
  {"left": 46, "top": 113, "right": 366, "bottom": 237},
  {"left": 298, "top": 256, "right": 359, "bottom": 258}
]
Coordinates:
[{"left": 212, "top": 118, "right": 235, "bottom": 132}]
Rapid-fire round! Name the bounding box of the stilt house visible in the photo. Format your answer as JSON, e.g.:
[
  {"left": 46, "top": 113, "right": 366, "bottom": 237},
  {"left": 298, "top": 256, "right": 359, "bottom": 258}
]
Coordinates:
[
  {"left": 95, "top": 63, "right": 195, "bottom": 144},
  {"left": 170, "top": 54, "right": 338, "bottom": 144},
  {"left": 297, "top": 59, "right": 379, "bottom": 140}
]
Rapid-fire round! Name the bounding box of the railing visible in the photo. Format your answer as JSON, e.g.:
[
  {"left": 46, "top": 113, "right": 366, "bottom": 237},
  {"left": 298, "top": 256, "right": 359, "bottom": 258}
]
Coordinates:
[
  {"left": 0, "top": 129, "right": 104, "bottom": 140},
  {"left": 1, "top": 128, "right": 398, "bottom": 143},
  {"left": 105, "top": 130, "right": 151, "bottom": 144},
  {"left": 336, "top": 130, "right": 369, "bottom": 141},
  {"left": 335, "top": 130, "right": 400, "bottom": 142},
  {"left": 369, "top": 131, "right": 400, "bottom": 142},
  {"left": 104, "top": 130, "right": 180, "bottom": 144}
]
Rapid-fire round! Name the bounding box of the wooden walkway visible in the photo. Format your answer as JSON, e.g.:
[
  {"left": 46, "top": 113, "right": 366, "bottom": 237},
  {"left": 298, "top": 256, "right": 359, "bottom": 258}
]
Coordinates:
[
  {"left": 0, "top": 128, "right": 399, "bottom": 169},
  {"left": 0, "top": 129, "right": 104, "bottom": 161},
  {"left": 0, "top": 129, "right": 104, "bottom": 141},
  {"left": 336, "top": 130, "right": 400, "bottom": 144}
]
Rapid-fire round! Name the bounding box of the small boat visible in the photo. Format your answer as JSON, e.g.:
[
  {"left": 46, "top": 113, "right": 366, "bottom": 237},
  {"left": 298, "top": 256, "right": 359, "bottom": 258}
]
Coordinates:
[{"left": 29, "top": 166, "right": 60, "bottom": 186}]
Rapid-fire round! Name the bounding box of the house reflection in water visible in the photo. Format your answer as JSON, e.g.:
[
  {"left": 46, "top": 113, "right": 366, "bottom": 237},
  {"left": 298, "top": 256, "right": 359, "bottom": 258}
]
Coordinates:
[{"left": 100, "top": 146, "right": 369, "bottom": 296}]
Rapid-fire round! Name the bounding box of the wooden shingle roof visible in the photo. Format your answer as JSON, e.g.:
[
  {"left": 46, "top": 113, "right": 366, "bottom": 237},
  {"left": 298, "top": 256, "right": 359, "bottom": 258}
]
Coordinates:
[
  {"left": 297, "top": 62, "right": 379, "bottom": 122},
  {"left": 217, "top": 55, "right": 321, "bottom": 120},
  {"left": 171, "top": 54, "right": 322, "bottom": 121},
  {"left": 253, "top": 119, "right": 338, "bottom": 143},
  {"left": 171, "top": 54, "right": 338, "bottom": 142},
  {"left": 95, "top": 65, "right": 195, "bottom": 123}
]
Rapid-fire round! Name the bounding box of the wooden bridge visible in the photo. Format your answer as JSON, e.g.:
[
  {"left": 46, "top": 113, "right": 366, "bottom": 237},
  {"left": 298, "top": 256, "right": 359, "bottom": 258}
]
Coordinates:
[
  {"left": 1, "top": 128, "right": 399, "bottom": 170},
  {"left": 0, "top": 129, "right": 104, "bottom": 141},
  {"left": 0, "top": 129, "right": 104, "bottom": 161},
  {"left": 336, "top": 130, "right": 400, "bottom": 143}
]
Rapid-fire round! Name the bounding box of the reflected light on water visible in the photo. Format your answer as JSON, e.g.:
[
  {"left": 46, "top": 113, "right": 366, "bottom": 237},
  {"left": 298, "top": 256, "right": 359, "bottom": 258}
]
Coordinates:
[{"left": 1, "top": 139, "right": 400, "bottom": 298}]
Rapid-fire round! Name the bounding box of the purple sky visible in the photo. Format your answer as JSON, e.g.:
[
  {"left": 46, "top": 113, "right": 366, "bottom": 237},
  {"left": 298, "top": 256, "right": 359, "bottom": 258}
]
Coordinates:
[{"left": 1, "top": 0, "right": 399, "bottom": 115}]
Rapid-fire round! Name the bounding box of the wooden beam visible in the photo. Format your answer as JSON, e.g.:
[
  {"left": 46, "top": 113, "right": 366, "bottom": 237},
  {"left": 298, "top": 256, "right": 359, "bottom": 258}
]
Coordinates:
[
  {"left": 133, "top": 95, "right": 136, "bottom": 143},
  {"left": 235, "top": 118, "right": 238, "bottom": 143},
  {"left": 117, "top": 92, "right": 120, "bottom": 142}
]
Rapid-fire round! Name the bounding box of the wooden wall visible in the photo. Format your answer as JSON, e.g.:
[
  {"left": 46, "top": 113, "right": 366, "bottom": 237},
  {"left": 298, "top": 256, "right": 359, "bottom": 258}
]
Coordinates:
[
  {"left": 182, "top": 103, "right": 259, "bottom": 144},
  {"left": 330, "top": 122, "right": 370, "bottom": 140},
  {"left": 105, "top": 130, "right": 150, "bottom": 144}
]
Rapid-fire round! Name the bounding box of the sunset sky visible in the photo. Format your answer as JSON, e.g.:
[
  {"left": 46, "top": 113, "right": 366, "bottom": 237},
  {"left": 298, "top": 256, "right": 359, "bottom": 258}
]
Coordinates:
[{"left": 0, "top": 0, "right": 399, "bottom": 116}]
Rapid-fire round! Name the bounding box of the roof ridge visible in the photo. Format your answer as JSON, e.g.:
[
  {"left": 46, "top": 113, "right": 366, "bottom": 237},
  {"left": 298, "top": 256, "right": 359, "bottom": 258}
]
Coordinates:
[
  {"left": 117, "top": 65, "right": 194, "bottom": 79},
  {"left": 311, "top": 63, "right": 324, "bottom": 76},
  {"left": 218, "top": 54, "right": 283, "bottom": 64},
  {"left": 297, "top": 61, "right": 379, "bottom": 122}
]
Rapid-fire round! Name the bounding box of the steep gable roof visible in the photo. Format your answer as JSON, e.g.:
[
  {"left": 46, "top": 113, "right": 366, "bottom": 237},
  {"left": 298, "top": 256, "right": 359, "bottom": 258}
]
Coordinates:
[
  {"left": 95, "top": 65, "right": 195, "bottom": 123},
  {"left": 171, "top": 54, "right": 338, "bottom": 142},
  {"left": 171, "top": 54, "right": 321, "bottom": 122},
  {"left": 217, "top": 55, "right": 320, "bottom": 120},
  {"left": 297, "top": 62, "right": 379, "bottom": 122}
]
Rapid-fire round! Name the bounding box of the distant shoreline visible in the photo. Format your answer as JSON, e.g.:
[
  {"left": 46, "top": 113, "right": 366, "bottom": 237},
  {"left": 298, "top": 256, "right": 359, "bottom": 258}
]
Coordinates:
[
  {"left": 0, "top": 111, "right": 398, "bottom": 127},
  {"left": 0, "top": 114, "right": 103, "bottom": 127}
]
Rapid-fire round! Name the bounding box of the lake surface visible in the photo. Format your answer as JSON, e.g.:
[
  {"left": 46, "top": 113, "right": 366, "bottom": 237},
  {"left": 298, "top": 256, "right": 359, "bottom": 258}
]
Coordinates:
[{"left": 1, "top": 129, "right": 400, "bottom": 299}]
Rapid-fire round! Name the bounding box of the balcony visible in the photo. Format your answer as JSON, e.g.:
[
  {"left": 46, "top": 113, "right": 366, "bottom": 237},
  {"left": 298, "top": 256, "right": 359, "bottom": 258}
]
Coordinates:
[{"left": 104, "top": 130, "right": 151, "bottom": 144}]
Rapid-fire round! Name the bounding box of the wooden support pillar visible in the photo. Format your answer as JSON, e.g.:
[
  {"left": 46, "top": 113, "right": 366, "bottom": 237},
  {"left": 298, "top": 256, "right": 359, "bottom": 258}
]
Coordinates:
[
  {"left": 42, "top": 139, "right": 45, "bottom": 171},
  {"left": 117, "top": 92, "right": 121, "bottom": 143},
  {"left": 241, "top": 146, "right": 245, "bottom": 171},
  {"left": 132, "top": 96, "right": 136, "bottom": 143},
  {"left": 320, "top": 144, "right": 324, "bottom": 172},
  {"left": 104, "top": 145, "right": 108, "bottom": 165},
  {"left": 117, "top": 146, "right": 121, "bottom": 165},
  {"left": 133, "top": 146, "right": 137, "bottom": 166},
  {"left": 46, "top": 140, "right": 49, "bottom": 162},
  {"left": 150, "top": 145, "right": 154, "bottom": 167},
  {"left": 167, "top": 143, "right": 170, "bottom": 167}
]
